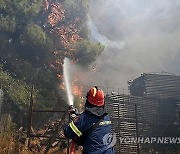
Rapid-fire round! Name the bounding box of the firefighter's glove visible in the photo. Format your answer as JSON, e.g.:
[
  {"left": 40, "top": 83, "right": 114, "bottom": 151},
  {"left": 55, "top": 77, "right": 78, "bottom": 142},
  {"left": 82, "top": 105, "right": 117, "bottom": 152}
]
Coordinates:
[{"left": 68, "top": 105, "right": 79, "bottom": 121}]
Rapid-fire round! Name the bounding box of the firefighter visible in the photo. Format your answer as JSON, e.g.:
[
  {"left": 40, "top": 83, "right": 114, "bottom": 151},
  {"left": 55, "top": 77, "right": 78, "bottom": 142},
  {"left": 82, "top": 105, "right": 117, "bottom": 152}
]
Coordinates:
[{"left": 64, "top": 86, "right": 115, "bottom": 154}]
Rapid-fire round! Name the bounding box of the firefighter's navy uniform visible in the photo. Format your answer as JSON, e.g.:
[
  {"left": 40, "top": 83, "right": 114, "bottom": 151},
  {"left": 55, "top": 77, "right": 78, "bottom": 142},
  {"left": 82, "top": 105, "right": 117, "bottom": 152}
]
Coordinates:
[
  {"left": 64, "top": 86, "right": 114, "bottom": 154},
  {"left": 64, "top": 109, "right": 114, "bottom": 154}
]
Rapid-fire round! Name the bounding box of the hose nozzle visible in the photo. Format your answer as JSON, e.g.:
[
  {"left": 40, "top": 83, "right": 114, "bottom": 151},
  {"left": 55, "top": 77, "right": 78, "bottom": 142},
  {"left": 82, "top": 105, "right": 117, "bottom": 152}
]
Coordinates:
[{"left": 68, "top": 105, "right": 79, "bottom": 120}]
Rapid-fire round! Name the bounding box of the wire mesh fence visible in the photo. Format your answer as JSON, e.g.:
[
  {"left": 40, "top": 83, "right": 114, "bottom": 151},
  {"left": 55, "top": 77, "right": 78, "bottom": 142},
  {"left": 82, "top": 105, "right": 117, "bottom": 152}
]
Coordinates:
[
  {"left": 106, "top": 94, "right": 180, "bottom": 154},
  {"left": 105, "top": 73, "right": 180, "bottom": 154}
]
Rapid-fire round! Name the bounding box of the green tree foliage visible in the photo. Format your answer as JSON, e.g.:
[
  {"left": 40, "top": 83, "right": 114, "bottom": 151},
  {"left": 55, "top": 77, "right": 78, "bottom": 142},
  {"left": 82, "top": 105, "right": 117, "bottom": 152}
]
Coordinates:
[
  {"left": 0, "top": 36, "right": 8, "bottom": 51},
  {"left": 0, "top": 0, "right": 43, "bottom": 20},
  {"left": 0, "top": 16, "right": 16, "bottom": 32},
  {"left": 79, "top": 24, "right": 89, "bottom": 39},
  {"left": 21, "top": 23, "right": 54, "bottom": 62},
  {"left": 0, "top": 65, "right": 31, "bottom": 108},
  {"left": 74, "top": 40, "right": 104, "bottom": 66},
  {"left": 0, "top": 0, "right": 46, "bottom": 64},
  {"left": 23, "top": 23, "right": 46, "bottom": 47},
  {"left": 63, "top": 0, "right": 88, "bottom": 23},
  {"left": 62, "top": 0, "right": 89, "bottom": 38}
]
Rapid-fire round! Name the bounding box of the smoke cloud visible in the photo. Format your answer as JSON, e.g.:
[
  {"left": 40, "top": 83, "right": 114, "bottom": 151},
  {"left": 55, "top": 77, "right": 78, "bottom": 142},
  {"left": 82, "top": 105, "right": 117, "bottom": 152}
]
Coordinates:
[
  {"left": 88, "top": 18, "right": 125, "bottom": 49},
  {"left": 85, "top": 0, "right": 180, "bottom": 89}
]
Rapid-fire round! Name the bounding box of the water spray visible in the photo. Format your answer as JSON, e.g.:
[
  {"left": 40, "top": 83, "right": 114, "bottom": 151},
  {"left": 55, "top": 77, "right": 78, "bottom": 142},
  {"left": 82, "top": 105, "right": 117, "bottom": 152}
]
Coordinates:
[
  {"left": 63, "top": 57, "right": 74, "bottom": 106},
  {"left": 63, "top": 57, "right": 77, "bottom": 154}
]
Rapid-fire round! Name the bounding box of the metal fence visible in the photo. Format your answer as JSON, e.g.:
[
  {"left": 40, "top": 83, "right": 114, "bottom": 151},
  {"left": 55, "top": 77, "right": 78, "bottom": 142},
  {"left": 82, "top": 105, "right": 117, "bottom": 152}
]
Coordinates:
[
  {"left": 105, "top": 73, "right": 180, "bottom": 154},
  {"left": 27, "top": 86, "right": 70, "bottom": 154},
  {"left": 106, "top": 94, "right": 180, "bottom": 154}
]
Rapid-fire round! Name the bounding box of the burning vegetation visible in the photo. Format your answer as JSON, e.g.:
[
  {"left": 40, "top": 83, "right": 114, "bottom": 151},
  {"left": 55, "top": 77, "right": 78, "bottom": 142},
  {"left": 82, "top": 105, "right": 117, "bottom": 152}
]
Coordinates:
[
  {"left": 47, "top": 2, "right": 65, "bottom": 27},
  {"left": 0, "top": 0, "right": 104, "bottom": 153},
  {"left": 43, "top": 0, "right": 103, "bottom": 102}
]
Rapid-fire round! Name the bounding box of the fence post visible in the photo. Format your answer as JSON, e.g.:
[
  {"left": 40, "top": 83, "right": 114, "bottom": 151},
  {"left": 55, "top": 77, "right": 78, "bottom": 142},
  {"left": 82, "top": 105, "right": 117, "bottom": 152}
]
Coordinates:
[
  {"left": 135, "top": 104, "right": 140, "bottom": 154},
  {"left": 118, "top": 103, "right": 121, "bottom": 154},
  {"left": 0, "top": 88, "right": 3, "bottom": 115},
  {"left": 27, "top": 85, "right": 34, "bottom": 148}
]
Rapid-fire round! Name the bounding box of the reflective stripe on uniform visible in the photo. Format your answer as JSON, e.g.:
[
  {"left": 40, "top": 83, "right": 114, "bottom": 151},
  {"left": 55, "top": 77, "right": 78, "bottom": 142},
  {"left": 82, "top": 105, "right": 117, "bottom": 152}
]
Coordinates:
[
  {"left": 69, "top": 121, "right": 82, "bottom": 137},
  {"left": 99, "top": 121, "right": 112, "bottom": 125}
]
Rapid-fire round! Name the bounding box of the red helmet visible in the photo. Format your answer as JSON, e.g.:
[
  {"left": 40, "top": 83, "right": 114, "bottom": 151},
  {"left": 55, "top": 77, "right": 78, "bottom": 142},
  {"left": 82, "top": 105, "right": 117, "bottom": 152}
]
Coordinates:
[{"left": 87, "top": 86, "right": 105, "bottom": 106}]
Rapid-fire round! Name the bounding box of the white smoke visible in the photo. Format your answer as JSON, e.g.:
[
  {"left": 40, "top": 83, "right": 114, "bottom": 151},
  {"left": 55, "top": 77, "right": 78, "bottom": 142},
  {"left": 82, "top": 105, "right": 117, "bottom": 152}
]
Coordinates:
[
  {"left": 88, "top": 18, "right": 125, "bottom": 49},
  {"left": 87, "top": 0, "right": 180, "bottom": 88}
]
